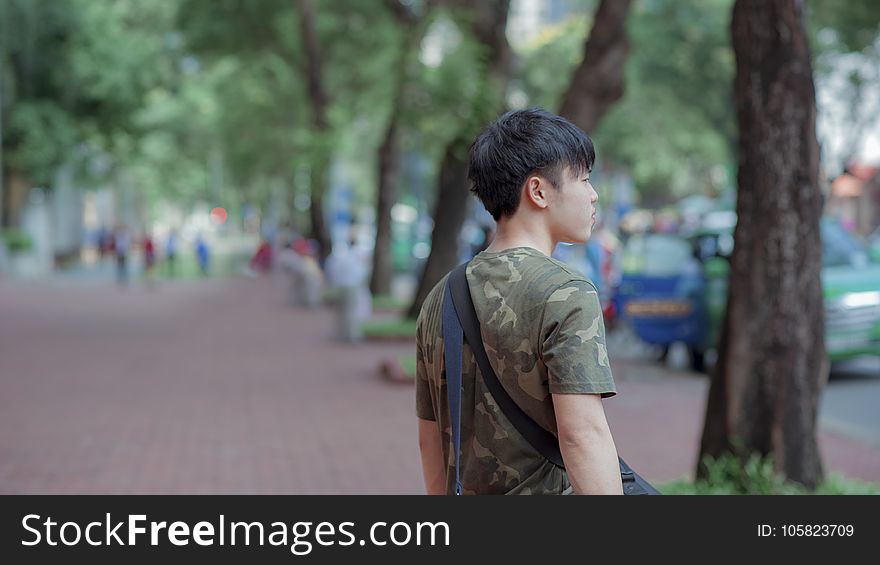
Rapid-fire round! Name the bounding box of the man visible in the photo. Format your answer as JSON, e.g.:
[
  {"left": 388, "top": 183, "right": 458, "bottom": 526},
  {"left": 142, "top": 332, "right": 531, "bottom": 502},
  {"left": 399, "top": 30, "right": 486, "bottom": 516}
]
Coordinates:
[{"left": 415, "top": 108, "right": 623, "bottom": 495}]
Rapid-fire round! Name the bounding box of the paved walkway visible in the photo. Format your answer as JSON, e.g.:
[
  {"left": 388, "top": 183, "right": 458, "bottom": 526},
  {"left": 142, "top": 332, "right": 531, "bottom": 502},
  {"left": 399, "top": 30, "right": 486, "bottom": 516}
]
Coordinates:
[{"left": 1, "top": 273, "right": 878, "bottom": 494}]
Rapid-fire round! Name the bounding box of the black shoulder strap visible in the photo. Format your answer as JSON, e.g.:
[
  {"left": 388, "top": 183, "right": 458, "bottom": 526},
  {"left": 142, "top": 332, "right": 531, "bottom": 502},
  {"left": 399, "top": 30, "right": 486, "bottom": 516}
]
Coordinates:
[{"left": 447, "top": 263, "right": 565, "bottom": 468}]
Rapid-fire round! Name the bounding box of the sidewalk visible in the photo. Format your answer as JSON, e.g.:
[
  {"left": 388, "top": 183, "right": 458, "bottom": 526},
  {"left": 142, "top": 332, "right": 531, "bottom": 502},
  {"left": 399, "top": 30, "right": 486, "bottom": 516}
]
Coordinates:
[
  {"left": 1, "top": 273, "right": 877, "bottom": 494},
  {"left": 602, "top": 357, "right": 880, "bottom": 483}
]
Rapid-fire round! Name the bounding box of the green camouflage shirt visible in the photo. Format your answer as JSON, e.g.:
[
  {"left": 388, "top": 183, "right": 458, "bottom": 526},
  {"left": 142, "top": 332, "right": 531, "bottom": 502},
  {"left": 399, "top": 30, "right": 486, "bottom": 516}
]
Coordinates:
[{"left": 416, "top": 246, "right": 616, "bottom": 495}]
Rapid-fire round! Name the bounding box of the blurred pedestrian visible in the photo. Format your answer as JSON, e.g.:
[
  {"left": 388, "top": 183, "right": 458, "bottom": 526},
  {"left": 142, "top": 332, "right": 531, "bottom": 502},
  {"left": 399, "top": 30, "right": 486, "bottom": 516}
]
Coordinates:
[
  {"left": 249, "top": 239, "right": 274, "bottom": 274},
  {"left": 165, "top": 230, "right": 178, "bottom": 277},
  {"left": 143, "top": 233, "right": 157, "bottom": 286},
  {"left": 195, "top": 234, "right": 210, "bottom": 277},
  {"left": 114, "top": 226, "right": 131, "bottom": 286}
]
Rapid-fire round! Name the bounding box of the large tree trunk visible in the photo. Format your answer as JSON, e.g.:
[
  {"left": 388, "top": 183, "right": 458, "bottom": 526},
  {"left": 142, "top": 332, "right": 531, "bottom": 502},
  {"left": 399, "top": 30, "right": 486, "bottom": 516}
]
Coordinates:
[
  {"left": 559, "top": 0, "right": 632, "bottom": 132},
  {"left": 698, "top": 0, "right": 826, "bottom": 489},
  {"left": 406, "top": 137, "right": 471, "bottom": 319},
  {"left": 296, "top": 0, "right": 333, "bottom": 262},
  {"left": 406, "top": 0, "right": 511, "bottom": 318}
]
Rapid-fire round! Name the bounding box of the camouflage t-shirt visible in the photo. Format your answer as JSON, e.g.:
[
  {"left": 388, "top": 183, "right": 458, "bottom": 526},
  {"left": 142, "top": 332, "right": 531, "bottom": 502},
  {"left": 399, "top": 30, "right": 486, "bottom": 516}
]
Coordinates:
[{"left": 415, "top": 246, "right": 616, "bottom": 495}]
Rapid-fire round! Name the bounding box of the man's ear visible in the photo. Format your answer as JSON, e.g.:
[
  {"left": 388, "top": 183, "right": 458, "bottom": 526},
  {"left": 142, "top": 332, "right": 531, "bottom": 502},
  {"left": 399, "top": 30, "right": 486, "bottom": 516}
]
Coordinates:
[{"left": 523, "top": 175, "right": 551, "bottom": 210}]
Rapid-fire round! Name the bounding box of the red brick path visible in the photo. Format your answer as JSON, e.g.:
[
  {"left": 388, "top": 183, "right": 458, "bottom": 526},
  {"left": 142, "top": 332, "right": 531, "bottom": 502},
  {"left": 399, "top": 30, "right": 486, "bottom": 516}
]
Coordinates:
[{"left": 1, "top": 275, "right": 877, "bottom": 494}]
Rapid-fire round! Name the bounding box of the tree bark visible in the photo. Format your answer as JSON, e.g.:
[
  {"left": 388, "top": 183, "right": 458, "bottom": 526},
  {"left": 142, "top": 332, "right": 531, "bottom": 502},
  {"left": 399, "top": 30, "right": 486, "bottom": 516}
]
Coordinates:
[
  {"left": 296, "top": 0, "right": 332, "bottom": 261},
  {"left": 698, "top": 0, "right": 826, "bottom": 489},
  {"left": 406, "top": 136, "right": 471, "bottom": 319},
  {"left": 308, "top": 154, "right": 332, "bottom": 264},
  {"left": 2, "top": 170, "right": 28, "bottom": 228},
  {"left": 559, "top": 0, "right": 633, "bottom": 133},
  {"left": 370, "top": 2, "right": 426, "bottom": 296},
  {"left": 406, "top": 0, "right": 511, "bottom": 318},
  {"left": 371, "top": 115, "right": 401, "bottom": 295}
]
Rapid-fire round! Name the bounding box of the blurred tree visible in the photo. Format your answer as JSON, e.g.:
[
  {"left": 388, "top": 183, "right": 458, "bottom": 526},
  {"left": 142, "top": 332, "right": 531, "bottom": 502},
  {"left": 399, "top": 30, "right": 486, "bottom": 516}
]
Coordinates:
[
  {"left": 179, "top": 0, "right": 399, "bottom": 260},
  {"left": 595, "top": 0, "right": 735, "bottom": 200},
  {"left": 370, "top": 0, "right": 435, "bottom": 296},
  {"left": 296, "top": 0, "right": 332, "bottom": 260},
  {"left": 406, "top": 0, "right": 512, "bottom": 319},
  {"left": 0, "top": 0, "right": 79, "bottom": 227},
  {"left": 0, "top": 0, "right": 183, "bottom": 228},
  {"left": 519, "top": 0, "right": 734, "bottom": 204},
  {"left": 809, "top": 0, "right": 880, "bottom": 174},
  {"left": 559, "top": 0, "right": 632, "bottom": 133},
  {"left": 810, "top": 0, "right": 880, "bottom": 53},
  {"left": 699, "top": 0, "right": 826, "bottom": 489}
]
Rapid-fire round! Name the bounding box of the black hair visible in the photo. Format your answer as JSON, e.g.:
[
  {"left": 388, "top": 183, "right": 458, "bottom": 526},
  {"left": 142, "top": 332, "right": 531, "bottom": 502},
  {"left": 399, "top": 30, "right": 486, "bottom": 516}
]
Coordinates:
[{"left": 467, "top": 107, "right": 595, "bottom": 221}]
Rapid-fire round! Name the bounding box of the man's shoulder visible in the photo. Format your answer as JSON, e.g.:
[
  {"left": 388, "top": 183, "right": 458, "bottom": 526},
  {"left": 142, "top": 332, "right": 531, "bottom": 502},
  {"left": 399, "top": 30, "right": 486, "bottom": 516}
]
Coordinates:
[
  {"left": 470, "top": 248, "right": 593, "bottom": 297},
  {"left": 416, "top": 273, "right": 450, "bottom": 338},
  {"left": 422, "top": 273, "right": 450, "bottom": 312}
]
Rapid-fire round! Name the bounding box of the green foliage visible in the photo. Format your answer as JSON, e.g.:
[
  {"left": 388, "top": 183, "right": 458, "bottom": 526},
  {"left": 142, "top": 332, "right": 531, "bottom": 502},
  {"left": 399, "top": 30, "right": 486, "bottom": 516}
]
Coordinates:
[
  {"left": 810, "top": 0, "right": 880, "bottom": 53},
  {"left": 518, "top": 0, "right": 736, "bottom": 204},
  {"left": 517, "top": 16, "right": 590, "bottom": 111},
  {"left": 0, "top": 228, "right": 33, "bottom": 253},
  {"left": 660, "top": 453, "right": 880, "bottom": 495},
  {"left": 596, "top": 0, "right": 735, "bottom": 201},
  {"left": 3, "top": 0, "right": 877, "bottom": 228},
  {"left": 6, "top": 102, "right": 79, "bottom": 186}
]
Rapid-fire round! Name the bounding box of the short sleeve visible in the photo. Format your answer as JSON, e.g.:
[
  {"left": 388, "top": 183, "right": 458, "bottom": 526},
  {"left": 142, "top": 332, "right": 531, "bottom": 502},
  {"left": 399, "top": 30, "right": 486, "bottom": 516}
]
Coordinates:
[
  {"left": 415, "top": 314, "right": 437, "bottom": 420},
  {"left": 540, "top": 279, "right": 616, "bottom": 397}
]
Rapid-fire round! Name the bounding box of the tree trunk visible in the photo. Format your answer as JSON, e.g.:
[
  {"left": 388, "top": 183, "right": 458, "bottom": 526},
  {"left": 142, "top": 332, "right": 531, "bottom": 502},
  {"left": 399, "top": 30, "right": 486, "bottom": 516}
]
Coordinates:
[
  {"left": 370, "top": 4, "right": 425, "bottom": 296},
  {"left": 2, "top": 170, "right": 29, "bottom": 228},
  {"left": 406, "top": 137, "right": 471, "bottom": 319},
  {"left": 406, "top": 0, "right": 511, "bottom": 318},
  {"left": 296, "top": 0, "right": 332, "bottom": 261},
  {"left": 309, "top": 155, "right": 333, "bottom": 264},
  {"left": 698, "top": 0, "right": 826, "bottom": 489},
  {"left": 559, "top": 0, "right": 632, "bottom": 132},
  {"left": 371, "top": 115, "right": 400, "bottom": 295}
]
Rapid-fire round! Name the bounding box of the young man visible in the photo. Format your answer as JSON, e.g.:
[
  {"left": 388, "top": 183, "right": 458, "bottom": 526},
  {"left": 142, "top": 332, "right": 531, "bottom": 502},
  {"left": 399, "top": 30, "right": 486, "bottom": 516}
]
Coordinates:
[{"left": 415, "top": 108, "right": 623, "bottom": 495}]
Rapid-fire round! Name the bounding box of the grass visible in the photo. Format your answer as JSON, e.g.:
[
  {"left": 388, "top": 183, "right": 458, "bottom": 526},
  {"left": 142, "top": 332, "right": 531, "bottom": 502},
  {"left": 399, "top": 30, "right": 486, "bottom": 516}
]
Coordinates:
[
  {"left": 372, "top": 294, "right": 408, "bottom": 311},
  {"left": 658, "top": 453, "right": 880, "bottom": 495},
  {"left": 398, "top": 354, "right": 417, "bottom": 378},
  {"left": 362, "top": 318, "right": 417, "bottom": 340},
  {"left": 322, "top": 292, "right": 408, "bottom": 311}
]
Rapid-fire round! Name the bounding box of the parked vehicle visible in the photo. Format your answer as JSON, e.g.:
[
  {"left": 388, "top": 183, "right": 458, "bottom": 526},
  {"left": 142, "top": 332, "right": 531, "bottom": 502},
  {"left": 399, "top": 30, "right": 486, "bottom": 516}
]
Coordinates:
[{"left": 614, "top": 218, "right": 880, "bottom": 371}]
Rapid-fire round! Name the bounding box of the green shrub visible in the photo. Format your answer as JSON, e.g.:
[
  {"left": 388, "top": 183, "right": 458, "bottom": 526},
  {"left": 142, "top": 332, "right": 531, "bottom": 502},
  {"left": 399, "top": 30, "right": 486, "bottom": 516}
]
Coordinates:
[
  {"left": 398, "top": 354, "right": 417, "bottom": 378},
  {"left": 0, "top": 229, "right": 33, "bottom": 253},
  {"left": 362, "top": 318, "right": 417, "bottom": 339},
  {"left": 372, "top": 294, "right": 407, "bottom": 311},
  {"left": 659, "top": 453, "right": 880, "bottom": 495}
]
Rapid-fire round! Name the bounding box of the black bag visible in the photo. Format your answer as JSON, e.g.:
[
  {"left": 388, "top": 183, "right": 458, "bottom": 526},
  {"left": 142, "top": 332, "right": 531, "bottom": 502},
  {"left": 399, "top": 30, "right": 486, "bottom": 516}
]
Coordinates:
[{"left": 442, "top": 262, "right": 660, "bottom": 495}]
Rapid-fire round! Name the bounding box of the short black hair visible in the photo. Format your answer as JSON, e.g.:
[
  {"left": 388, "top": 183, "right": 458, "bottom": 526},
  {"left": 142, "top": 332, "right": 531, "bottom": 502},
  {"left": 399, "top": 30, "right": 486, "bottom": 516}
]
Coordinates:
[{"left": 468, "top": 107, "right": 595, "bottom": 221}]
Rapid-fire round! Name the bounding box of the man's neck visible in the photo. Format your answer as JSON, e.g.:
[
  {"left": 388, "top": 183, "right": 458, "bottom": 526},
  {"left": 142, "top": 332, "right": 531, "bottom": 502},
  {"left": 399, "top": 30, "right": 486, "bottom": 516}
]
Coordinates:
[{"left": 484, "top": 221, "right": 555, "bottom": 257}]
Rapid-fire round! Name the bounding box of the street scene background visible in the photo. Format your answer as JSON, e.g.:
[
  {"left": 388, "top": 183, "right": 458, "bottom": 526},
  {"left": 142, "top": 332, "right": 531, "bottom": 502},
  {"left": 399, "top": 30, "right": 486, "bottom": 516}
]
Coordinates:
[{"left": 1, "top": 0, "right": 878, "bottom": 494}]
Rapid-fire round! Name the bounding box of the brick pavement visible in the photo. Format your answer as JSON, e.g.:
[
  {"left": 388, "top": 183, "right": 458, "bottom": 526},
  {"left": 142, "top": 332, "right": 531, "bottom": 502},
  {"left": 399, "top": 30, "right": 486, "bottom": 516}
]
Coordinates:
[{"left": 1, "top": 274, "right": 878, "bottom": 494}]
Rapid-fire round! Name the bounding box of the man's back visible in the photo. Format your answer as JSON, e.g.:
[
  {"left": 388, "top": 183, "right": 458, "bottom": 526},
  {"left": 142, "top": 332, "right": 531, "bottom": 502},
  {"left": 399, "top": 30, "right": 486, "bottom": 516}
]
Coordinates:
[{"left": 416, "top": 246, "right": 616, "bottom": 494}]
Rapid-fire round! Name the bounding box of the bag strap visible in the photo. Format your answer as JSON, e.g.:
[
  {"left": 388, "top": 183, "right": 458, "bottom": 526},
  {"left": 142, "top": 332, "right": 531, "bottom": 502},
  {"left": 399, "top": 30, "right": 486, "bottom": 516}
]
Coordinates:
[
  {"left": 446, "top": 263, "right": 565, "bottom": 468},
  {"left": 441, "top": 281, "right": 464, "bottom": 495}
]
